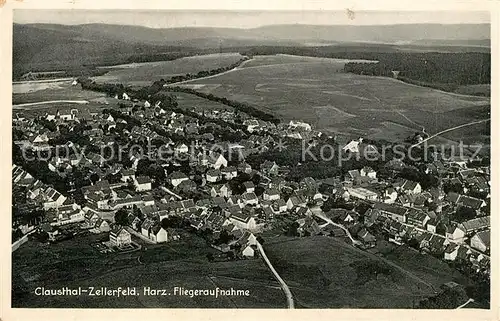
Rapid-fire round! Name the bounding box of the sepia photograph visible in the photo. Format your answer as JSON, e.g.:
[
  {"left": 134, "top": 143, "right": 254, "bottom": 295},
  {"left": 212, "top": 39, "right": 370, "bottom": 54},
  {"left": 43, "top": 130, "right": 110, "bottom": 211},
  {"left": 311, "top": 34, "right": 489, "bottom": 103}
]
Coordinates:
[{"left": 7, "top": 2, "right": 494, "bottom": 313}]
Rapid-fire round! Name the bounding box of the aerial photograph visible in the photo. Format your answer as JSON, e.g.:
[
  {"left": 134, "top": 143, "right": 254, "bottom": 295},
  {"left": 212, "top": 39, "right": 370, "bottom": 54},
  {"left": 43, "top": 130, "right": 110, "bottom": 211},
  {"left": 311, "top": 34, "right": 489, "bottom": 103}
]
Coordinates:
[{"left": 11, "top": 9, "right": 491, "bottom": 309}]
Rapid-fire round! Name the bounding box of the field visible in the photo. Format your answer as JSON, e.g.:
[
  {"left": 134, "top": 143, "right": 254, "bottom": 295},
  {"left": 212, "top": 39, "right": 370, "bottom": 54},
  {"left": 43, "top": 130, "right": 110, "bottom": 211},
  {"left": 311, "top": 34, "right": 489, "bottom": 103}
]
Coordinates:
[
  {"left": 13, "top": 79, "right": 107, "bottom": 105},
  {"left": 177, "top": 55, "right": 490, "bottom": 142},
  {"left": 240, "top": 54, "right": 378, "bottom": 69},
  {"left": 12, "top": 234, "right": 285, "bottom": 308},
  {"left": 263, "top": 236, "right": 471, "bottom": 308},
  {"left": 92, "top": 53, "right": 245, "bottom": 86},
  {"left": 173, "top": 92, "right": 237, "bottom": 112}
]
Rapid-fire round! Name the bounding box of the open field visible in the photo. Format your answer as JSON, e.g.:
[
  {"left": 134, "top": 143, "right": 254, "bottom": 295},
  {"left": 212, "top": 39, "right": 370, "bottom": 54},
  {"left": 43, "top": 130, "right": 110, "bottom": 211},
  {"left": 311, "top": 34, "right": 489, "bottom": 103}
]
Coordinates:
[
  {"left": 13, "top": 79, "right": 106, "bottom": 105},
  {"left": 92, "top": 53, "right": 245, "bottom": 86},
  {"left": 173, "top": 92, "right": 236, "bottom": 112},
  {"left": 241, "top": 54, "right": 378, "bottom": 69},
  {"left": 178, "top": 58, "right": 489, "bottom": 141},
  {"left": 12, "top": 234, "right": 285, "bottom": 308},
  {"left": 263, "top": 236, "right": 470, "bottom": 308}
]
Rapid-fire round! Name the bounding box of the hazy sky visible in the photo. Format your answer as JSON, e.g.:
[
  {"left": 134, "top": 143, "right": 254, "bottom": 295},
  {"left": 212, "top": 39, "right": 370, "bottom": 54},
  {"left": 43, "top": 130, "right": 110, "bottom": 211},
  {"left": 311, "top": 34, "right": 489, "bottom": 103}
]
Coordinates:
[{"left": 14, "top": 10, "right": 490, "bottom": 28}]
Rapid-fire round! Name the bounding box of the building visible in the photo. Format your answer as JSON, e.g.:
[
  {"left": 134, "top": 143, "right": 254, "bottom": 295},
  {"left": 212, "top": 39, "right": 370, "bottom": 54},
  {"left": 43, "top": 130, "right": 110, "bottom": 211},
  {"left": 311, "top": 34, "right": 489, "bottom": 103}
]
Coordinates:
[
  {"left": 470, "top": 230, "right": 490, "bottom": 253},
  {"left": 109, "top": 226, "right": 132, "bottom": 247},
  {"left": 134, "top": 176, "right": 152, "bottom": 192},
  {"left": 346, "top": 187, "right": 378, "bottom": 201}
]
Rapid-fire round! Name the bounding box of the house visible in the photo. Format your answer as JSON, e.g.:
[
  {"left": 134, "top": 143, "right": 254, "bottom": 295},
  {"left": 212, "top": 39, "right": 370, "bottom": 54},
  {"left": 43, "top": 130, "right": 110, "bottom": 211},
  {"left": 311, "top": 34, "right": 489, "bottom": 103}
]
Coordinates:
[
  {"left": 446, "top": 225, "right": 466, "bottom": 243},
  {"left": 150, "top": 225, "right": 169, "bottom": 243},
  {"left": 206, "top": 169, "right": 221, "bottom": 183},
  {"left": 458, "top": 216, "right": 490, "bottom": 235},
  {"left": 85, "top": 212, "right": 100, "bottom": 227},
  {"left": 384, "top": 188, "right": 398, "bottom": 204},
  {"left": 175, "top": 143, "right": 189, "bottom": 154},
  {"left": 346, "top": 187, "right": 378, "bottom": 201},
  {"left": 373, "top": 202, "right": 407, "bottom": 223},
  {"left": 406, "top": 209, "right": 430, "bottom": 228},
  {"left": 109, "top": 226, "right": 132, "bottom": 247},
  {"left": 211, "top": 184, "right": 232, "bottom": 198},
  {"left": 95, "top": 218, "right": 111, "bottom": 232},
  {"left": 208, "top": 153, "right": 228, "bottom": 170},
  {"left": 263, "top": 188, "right": 280, "bottom": 201},
  {"left": 134, "top": 176, "right": 152, "bottom": 192},
  {"left": 242, "top": 245, "right": 255, "bottom": 257},
  {"left": 427, "top": 218, "right": 438, "bottom": 233},
  {"left": 221, "top": 166, "right": 238, "bottom": 180},
  {"left": 260, "top": 160, "right": 279, "bottom": 176},
  {"left": 141, "top": 218, "right": 155, "bottom": 238},
  {"left": 242, "top": 192, "right": 259, "bottom": 206},
  {"left": 286, "top": 196, "right": 307, "bottom": 210},
  {"left": 360, "top": 166, "right": 377, "bottom": 179},
  {"left": 243, "top": 181, "right": 255, "bottom": 193},
  {"left": 342, "top": 138, "right": 362, "bottom": 153},
  {"left": 288, "top": 120, "right": 312, "bottom": 131},
  {"left": 470, "top": 230, "right": 490, "bottom": 253},
  {"left": 400, "top": 180, "right": 422, "bottom": 195},
  {"left": 272, "top": 199, "right": 288, "bottom": 214},
  {"left": 230, "top": 212, "right": 257, "bottom": 230},
  {"left": 43, "top": 187, "right": 67, "bottom": 210},
  {"left": 170, "top": 171, "right": 189, "bottom": 187}
]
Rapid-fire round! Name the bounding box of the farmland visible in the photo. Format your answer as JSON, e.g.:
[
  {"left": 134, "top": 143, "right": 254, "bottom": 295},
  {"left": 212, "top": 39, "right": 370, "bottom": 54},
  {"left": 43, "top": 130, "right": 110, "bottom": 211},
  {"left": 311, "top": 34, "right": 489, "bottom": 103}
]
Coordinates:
[
  {"left": 12, "top": 235, "right": 285, "bottom": 308},
  {"left": 92, "top": 53, "right": 246, "bottom": 86},
  {"left": 177, "top": 55, "right": 490, "bottom": 142},
  {"left": 263, "top": 236, "right": 469, "bottom": 308},
  {"left": 13, "top": 79, "right": 107, "bottom": 105}
]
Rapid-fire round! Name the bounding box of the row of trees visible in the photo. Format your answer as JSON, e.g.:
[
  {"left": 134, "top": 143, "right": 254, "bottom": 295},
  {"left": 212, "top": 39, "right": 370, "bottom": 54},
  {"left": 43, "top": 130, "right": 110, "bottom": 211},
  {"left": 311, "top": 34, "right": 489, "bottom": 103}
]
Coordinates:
[{"left": 165, "top": 58, "right": 248, "bottom": 84}]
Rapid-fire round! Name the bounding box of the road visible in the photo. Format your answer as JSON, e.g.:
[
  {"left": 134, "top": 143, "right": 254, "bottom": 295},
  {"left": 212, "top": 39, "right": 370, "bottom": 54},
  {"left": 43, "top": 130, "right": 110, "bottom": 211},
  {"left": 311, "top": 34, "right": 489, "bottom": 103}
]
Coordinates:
[
  {"left": 456, "top": 298, "right": 474, "bottom": 309},
  {"left": 312, "top": 209, "right": 362, "bottom": 246},
  {"left": 313, "top": 208, "right": 437, "bottom": 292},
  {"left": 13, "top": 100, "right": 90, "bottom": 108},
  {"left": 411, "top": 119, "right": 490, "bottom": 147},
  {"left": 256, "top": 241, "right": 295, "bottom": 309}
]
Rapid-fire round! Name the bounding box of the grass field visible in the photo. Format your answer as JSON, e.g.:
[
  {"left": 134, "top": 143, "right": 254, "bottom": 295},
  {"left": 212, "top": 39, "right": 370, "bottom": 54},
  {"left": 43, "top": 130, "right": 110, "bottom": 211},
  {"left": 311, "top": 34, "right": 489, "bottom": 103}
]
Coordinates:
[
  {"left": 178, "top": 56, "right": 490, "bottom": 142},
  {"left": 173, "top": 92, "right": 237, "bottom": 112},
  {"left": 13, "top": 79, "right": 106, "bottom": 105},
  {"left": 263, "top": 236, "right": 470, "bottom": 308},
  {"left": 92, "top": 53, "right": 245, "bottom": 86},
  {"left": 12, "top": 234, "right": 285, "bottom": 308},
  {"left": 241, "top": 54, "right": 378, "bottom": 69}
]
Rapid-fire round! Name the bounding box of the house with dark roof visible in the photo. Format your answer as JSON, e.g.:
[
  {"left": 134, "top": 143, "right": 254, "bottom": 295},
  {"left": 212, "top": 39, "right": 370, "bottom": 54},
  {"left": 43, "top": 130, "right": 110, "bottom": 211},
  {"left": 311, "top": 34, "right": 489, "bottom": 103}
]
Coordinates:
[
  {"left": 109, "top": 226, "right": 131, "bottom": 247},
  {"left": 471, "top": 230, "right": 490, "bottom": 253}
]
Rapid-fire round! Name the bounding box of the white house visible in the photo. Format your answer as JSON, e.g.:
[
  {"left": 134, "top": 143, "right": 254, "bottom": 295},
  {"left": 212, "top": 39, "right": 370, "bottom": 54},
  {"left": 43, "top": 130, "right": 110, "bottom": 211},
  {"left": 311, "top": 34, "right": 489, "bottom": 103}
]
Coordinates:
[
  {"left": 470, "top": 230, "right": 490, "bottom": 253},
  {"left": 150, "top": 225, "right": 168, "bottom": 243},
  {"left": 144, "top": 100, "right": 151, "bottom": 108},
  {"left": 263, "top": 188, "right": 280, "bottom": 201},
  {"left": 134, "top": 176, "right": 152, "bottom": 192},
  {"left": 170, "top": 172, "right": 189, "bottom": 187},
  {"left": 122, "top": 92, "right": 131, "bottom": 100},
  {"left": 206, "top": 169, "right": 221, "bottom": 183},
  {"left": 342, "top": 138, "right": 362, "bottom": 153},
  {"left": 446, "top": 226, "right": 466, "bottom": 243}
]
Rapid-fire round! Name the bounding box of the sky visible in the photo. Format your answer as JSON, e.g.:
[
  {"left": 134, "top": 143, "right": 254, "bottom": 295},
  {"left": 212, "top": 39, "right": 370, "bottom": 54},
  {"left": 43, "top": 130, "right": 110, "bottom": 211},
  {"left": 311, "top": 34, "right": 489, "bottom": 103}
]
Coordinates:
[{"left": 13, "top": 10, "right": 490, "bottom": 29}]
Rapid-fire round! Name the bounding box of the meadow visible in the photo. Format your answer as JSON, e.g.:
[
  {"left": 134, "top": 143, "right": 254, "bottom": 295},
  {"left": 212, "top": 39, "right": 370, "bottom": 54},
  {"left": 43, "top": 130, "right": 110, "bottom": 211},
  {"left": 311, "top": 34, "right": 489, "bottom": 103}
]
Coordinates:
[
  {"left": 92, "top": 53, "right": 245, "bottom": 86},
  {"left": 263, "top": 236, "right": 469, "bottom": 308},
  {"left": 13, "top": 79, "right": 107, "bottom": 105},
  {"left": 12, "top": 234, "right": 285, "bottom": 308},
  {"left": 178, "top": 55, "right": 490, "bottom": 142}
]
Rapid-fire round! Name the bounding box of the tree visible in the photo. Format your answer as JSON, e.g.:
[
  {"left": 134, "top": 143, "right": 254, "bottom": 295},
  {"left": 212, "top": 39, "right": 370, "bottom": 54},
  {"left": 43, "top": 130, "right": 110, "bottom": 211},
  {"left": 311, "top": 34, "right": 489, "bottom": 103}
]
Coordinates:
[
  {"left": 114, "top": 208, "right": 129, "bottom": 226},
  {"left": 256, "top": 236, "right": 265, "bottom": 245},
  {"left": 206, "top": 253, "right": 214, "bottom": 262},
  {"left": 454, "top": 206, "right": 476, "bottom": 222}
]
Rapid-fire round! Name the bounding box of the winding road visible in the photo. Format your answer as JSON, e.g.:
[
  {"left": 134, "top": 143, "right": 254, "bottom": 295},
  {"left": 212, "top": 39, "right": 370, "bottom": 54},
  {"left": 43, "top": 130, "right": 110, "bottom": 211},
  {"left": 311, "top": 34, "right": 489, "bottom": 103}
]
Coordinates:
[
  {"left": 411, "top": 119, "right": 490, "bottom": 147},
  {"left": 13, "top": 100, "right": 90, "bottom": 109},
  {"left": 256, "top": 241, "right": 295, "bottom": 309}
]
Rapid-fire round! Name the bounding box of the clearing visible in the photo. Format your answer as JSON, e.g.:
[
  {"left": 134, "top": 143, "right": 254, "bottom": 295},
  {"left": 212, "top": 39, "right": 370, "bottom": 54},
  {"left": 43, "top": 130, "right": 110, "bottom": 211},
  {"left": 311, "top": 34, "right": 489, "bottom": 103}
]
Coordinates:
[{"left": 92, "top": 53, "right": 245, "bottom": 86}]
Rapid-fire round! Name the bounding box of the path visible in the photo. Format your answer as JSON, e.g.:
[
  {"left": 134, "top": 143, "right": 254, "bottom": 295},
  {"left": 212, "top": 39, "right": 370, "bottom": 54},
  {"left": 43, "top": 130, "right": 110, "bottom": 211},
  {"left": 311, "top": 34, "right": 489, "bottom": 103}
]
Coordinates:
[
  {"left": 164, "top": 57, "right": 253, "bottom": 86},
  {"left": 313, "top": 208, "right": 436, "bottom": 292},
  {"left": 312, "top": 209, "right": 362, "bottom": 246},
  {"left": 411, "top": 119, "right": 490, "bottom": 147},
  {"left": 456, "top": 298, "right": 474, "bottom": 309},
  {"left": 160, "top": 186, "right": 183, "bottom": 200},
  {"left": 13, "top": 100, "right": 89, "bottom": 108},
  {"left": 256, "top": 241, "right": 295, "bottom": 309}
]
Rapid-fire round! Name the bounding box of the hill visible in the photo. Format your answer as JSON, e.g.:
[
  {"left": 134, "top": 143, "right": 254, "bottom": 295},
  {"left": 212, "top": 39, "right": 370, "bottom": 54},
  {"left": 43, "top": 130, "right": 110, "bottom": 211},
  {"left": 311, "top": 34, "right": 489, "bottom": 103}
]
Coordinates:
[{"left": 13, "top": 23, "right": 490, "bottom": 78}]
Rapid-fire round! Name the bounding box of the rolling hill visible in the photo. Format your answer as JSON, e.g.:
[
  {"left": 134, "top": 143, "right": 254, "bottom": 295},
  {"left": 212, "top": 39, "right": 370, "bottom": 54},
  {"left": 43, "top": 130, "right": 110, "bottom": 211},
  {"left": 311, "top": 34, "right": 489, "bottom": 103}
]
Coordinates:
[{"left": 13, "top": 23, "right": 490, "bottom": 78}]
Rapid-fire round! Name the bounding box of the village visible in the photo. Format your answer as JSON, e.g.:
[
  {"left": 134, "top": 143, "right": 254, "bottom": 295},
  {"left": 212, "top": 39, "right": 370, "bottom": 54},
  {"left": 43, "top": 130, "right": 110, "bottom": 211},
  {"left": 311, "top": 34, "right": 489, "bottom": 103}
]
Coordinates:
[{"left": 12, "top": 84, "right": 491, "bottom": 293}]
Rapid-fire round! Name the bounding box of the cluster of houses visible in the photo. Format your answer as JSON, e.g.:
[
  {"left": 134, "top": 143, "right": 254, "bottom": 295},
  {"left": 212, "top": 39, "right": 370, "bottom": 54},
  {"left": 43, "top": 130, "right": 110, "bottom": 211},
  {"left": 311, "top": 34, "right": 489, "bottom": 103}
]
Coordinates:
[{"left": 12, "top": 91, "right": 490, "bottom": 276}]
